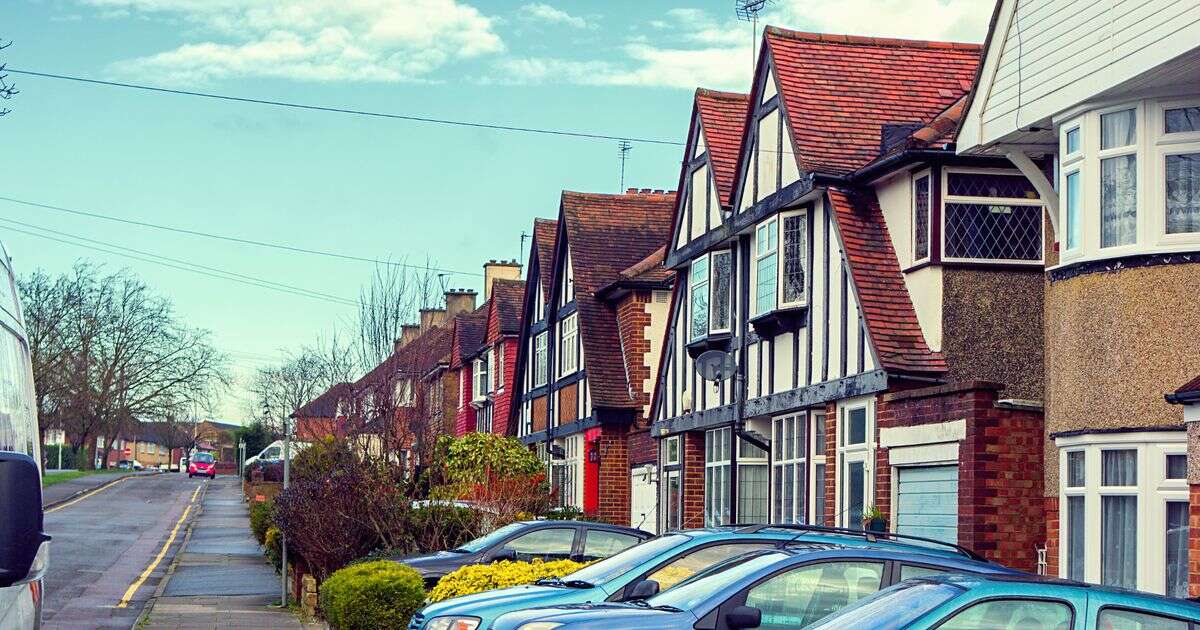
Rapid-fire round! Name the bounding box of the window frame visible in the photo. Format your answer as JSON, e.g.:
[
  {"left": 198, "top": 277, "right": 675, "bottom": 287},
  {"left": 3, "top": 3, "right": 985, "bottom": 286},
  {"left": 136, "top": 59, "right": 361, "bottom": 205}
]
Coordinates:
[
  {"left": 709, "top": 250, "right": 733, "bottom": 334},
  {"left": 1055, "top": 431, "right": 1188, "bottom": 596},
  {"left": 472, "top": 356, "right": 490, "bottom": 402},
  {"left": 835, "top": 399, "right": 875, "bottom": 529},
  {"left": 558, "top": 313, "right": 579, "bottom": 377},
  {"left": 1154, "top": 97, "right": 1200, "bottom": 243},
  {"left": 939, "top": 166, "right": 1045, "bottom": 265},
  {"left": 753, "top": 217, "right": 779, "bottom": 316},
  {"left": 689, "top": 254, "right": 712, "bottom": 342},
  {"left": 778, "top": 209, "right": 808, "bottom": 308},
  {"left": 912, "top": 169, "right": 933, "bottom": 265},
  {"left": 772, "top": 412, "right": 807, "bottom": 525},
  {"left": 705, "top": 427, "right": 732, "bottom": 527},
  {"left": 533, "top": 331, "right": 548, "bottom": 387}
]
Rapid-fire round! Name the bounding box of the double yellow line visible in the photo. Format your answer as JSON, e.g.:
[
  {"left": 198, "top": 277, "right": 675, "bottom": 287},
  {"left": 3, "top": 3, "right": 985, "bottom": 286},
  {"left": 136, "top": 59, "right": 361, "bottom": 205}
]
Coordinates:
[{"left": 116, "top": 483, "right": 203, "bottom": 608}]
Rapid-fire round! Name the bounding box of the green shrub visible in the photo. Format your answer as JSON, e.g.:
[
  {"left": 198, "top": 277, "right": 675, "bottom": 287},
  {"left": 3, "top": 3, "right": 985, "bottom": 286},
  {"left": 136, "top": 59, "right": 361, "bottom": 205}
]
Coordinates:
[
  {"left": 264, "top": 526, "right": 282, "bottom": 570},
  {"left": 319, "top": 560, "right": 425, "bottom": 630},
  {"left": 249, "top": 499, "right": 274, "bottom": 544},
  {"left": 427, "top": 559, "right": 590, "bottom": 603},
  {"left": 439, "top": 433, "right": 542, "bottom": 485}
]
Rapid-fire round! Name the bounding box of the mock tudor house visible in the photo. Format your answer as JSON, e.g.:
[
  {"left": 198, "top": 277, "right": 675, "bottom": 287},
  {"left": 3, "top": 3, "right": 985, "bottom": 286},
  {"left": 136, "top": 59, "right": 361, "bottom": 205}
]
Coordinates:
[
  {"left": 511, "top": 191, "right": 675, "bottom": 527},
  {"left": 958, "top": 0, "right": 1200, "bottom": 596},
  {"left": 450, "top": 304, "right": 489, "bottom": 436},
  {"left": 449, "top": 261, "right": 523, "bottom": 437},
  {"left": 652, "top": 27, "right": 1052, "bottom": 572},
  {"left": 293, "top": 382, "right": 353, "bottom": 441}
]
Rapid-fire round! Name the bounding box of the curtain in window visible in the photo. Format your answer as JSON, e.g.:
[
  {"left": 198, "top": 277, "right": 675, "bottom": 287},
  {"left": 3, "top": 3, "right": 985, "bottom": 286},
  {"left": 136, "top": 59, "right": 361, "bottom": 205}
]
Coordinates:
[
  {"left": 1066, "top": 496, "right": 1085, "bottom": 581},
  {"left": 1100, "top": 155, "right": 1137, "bottom": 247},
  {"left": 1167, "top": 501, "right": 1189, "bottom": 598},
  {"left": 1166, "top": 153, "right": 1200, "bottom": 234},
  {"left": 1101, "top": 109, "right": 1136, "bottom": 149},
  {"left": 738, "top": 463, "right": 770, "bottom": 524},
  {"left": 1102, "top": 450, "right": 1137, "bottom": 485},
  {"left": 1101, "top": 495, "right": 1137, "bottom": 588}
]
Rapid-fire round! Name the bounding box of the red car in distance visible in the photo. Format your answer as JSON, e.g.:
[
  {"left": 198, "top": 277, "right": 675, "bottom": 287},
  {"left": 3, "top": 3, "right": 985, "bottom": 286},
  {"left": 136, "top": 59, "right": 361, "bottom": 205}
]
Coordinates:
[{"left": 187, "top": 452, "right": 217, "bottom": 479}]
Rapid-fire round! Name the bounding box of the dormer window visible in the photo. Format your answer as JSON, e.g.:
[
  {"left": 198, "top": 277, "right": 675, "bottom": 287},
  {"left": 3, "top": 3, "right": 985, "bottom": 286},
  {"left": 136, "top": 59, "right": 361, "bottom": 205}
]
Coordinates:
[
  {"left": 942, "top": 168, "right": 1043, "bottom": 264},
  {"left": 473, "top": 356, "right": 490, "bottom": 402},
  {"left": 752, "top": 210, "right": 808, "bottom": 318}
]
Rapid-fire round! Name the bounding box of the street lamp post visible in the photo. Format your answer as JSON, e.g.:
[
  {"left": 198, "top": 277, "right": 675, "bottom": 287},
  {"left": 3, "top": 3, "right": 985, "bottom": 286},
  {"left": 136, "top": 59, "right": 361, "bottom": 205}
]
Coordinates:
[{"left": 280, "top": 417, "right": 291, "bottom": 607}]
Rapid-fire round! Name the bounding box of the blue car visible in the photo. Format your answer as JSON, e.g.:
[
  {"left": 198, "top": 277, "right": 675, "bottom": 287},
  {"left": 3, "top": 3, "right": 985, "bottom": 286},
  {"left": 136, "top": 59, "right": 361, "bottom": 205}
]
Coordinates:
[
  {"left": 486, "top": 533, "right": 1023, "bottom": 630},
  {"left": 807, "top": 573, "right": 1200, "bottom": 630},
  {"left": 411, "top": 524, "right": 1000, "bottom": 630}
]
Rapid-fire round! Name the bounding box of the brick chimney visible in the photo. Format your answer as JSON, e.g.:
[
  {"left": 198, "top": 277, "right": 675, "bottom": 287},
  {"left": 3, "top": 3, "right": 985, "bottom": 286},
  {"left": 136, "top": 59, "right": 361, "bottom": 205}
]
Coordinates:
[
  {"left": 397, "top": 324, "right": 420, "bottom": 350},
  {"left": 419, "top": 307, "right": 447, "bottom": 332},
  {"left": 445, "top": 289, "right": 478, "bottom": 319},
  {"left": 483, "top": 259, "right": 522, "bottom": 300}
]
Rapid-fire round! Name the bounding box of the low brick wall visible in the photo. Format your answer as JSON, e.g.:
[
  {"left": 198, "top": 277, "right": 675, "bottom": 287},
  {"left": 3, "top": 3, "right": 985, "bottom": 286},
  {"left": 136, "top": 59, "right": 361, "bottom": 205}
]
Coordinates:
[{"left": 244, "top": 480, "right": 282, "bottom": 504}]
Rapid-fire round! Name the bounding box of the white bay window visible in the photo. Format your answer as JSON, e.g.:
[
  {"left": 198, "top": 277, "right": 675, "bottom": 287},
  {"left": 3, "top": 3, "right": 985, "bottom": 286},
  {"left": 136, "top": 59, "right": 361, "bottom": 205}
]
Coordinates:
[{"left": 1056, "top": 431, "right": 1188, "bottom": 596}]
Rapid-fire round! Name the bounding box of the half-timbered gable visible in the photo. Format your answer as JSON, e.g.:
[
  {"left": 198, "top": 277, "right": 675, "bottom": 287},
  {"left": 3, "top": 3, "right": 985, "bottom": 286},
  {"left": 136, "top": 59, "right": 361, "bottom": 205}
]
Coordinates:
[
  {"left": 515, "top": 219, "right": 557, "bottom": 438},
  {"left": 511, "top": 190, "right": 675, "bottom": 523},
  {"left": 671, "top": 89, "right": 749, "bottom": 252}
]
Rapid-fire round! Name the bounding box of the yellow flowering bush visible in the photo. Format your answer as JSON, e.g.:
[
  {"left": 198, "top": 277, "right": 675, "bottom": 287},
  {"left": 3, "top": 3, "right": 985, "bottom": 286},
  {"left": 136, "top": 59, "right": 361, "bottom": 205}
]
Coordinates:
[{"left": 427, "top": 559, "right": 591, "bottom": 603}]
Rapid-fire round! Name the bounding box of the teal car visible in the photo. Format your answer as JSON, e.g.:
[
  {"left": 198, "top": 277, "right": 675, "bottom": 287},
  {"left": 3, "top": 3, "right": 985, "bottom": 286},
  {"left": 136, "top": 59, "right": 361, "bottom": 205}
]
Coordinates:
[
  {"left": 808, "top": 573, "right": 1200, "bottom": 630},
  {"left": 409, "top": 524, "right": 998, "bottom": 630}
]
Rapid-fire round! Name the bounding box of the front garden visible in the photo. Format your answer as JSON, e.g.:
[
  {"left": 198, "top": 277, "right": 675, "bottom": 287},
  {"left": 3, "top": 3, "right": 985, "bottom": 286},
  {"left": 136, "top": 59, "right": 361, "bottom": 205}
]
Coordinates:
[{"left": 245, "top": 432, "right": 590, "bottom": 629}]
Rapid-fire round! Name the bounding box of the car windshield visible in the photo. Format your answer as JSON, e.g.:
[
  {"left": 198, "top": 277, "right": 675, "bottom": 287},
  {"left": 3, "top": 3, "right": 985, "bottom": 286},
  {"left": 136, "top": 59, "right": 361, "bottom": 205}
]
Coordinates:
[
  {"left": 805, "top": 579, "right": 965, "bottom": 630},
  {"left": 453, "top": 522, "right": 526, "bottom": 553},
  {"left": 192, "top": 453, "right": 214, "bottom": 463},
  {"left": 563, "top": 534, "right": 689, "bottom": 585},
  {"left": 646, "top": 550, "right": 788, "bottom": 611}
]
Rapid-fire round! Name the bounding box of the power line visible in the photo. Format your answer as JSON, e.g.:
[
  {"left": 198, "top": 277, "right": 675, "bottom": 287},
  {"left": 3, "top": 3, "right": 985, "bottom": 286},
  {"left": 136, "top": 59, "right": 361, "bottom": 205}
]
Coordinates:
[
  {"left": 0, "top": 195, "right": 482, "bottom": 277},
  {"left": 0, "top": 217, "right": 361, "bottom": 307},
  {"left": 8, "top": 69, "right": 685, "bottom": 147}
]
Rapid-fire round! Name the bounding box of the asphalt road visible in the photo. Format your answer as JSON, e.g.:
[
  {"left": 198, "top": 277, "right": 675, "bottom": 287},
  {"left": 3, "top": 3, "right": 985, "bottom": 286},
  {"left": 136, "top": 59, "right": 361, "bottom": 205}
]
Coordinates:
[{"left": 42, "top": 472, "right": 208, "bottom": 629}]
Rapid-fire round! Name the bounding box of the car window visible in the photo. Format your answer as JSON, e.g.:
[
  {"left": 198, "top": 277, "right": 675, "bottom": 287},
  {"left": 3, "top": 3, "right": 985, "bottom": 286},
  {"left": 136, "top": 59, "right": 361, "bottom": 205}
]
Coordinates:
[
  {"left": 581, "top": 530, "right": 641, "bottom": 561},
  {"left": 648, "top": 551, "right": 790, "bottom": 612},
  {"left": 900, "top": 564, "right": 948, "bottom": 581},
  {"left": 263, "top": 447, "right": 280, "bottom": 459},
  {"left": 1098, "top": 608, "right": 1189, "bottom": 630},
  {"left": 568, "top": 534, "right": 689, "bottom": 586},
  {"left": 939, "top": 598, "right": 1073, "bottom": 630},
  {"left": 744, "top": 561, "right": 884, "bottom": 628},
  {"left": 506, "top": 527, "right": 576, "bottom": 561},
  {"left": 455, "top": 522, "right": 525, "bottom": 553},
  {"left": 806, "top": 580, "right": 966, "bottom": 630},
  {"left": 193, "top": 453, "right": 214, "bottom": 463},
  {"left": 0, "top": 326, "right": 37, "bottom": 459},
  {"left": 646, "top": 542, "right": 776, "bottom": 591}
]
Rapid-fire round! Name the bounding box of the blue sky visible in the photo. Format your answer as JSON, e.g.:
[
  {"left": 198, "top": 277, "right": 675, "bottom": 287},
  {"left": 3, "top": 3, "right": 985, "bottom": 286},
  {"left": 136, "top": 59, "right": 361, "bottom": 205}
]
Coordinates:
[{"left": 2, "top": 0, "right": 989, "bottom": 420}]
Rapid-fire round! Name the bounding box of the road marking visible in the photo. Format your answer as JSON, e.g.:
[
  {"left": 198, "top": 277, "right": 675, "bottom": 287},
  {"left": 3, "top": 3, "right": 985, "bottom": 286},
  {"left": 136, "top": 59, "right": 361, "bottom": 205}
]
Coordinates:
[
  {"left": 115, "top": 481, "right": 204, "bottom": 609},
  {"left": 46, "top": 475, "right": 135, "bottom": 513}
]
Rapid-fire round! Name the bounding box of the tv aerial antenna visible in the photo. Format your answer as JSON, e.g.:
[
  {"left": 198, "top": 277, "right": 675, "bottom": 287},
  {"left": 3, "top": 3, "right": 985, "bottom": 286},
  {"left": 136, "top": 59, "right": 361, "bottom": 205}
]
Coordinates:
[
  {"left": 735, "top": 0, "right": 775, "bottom": 72},
  {"left": 617, "top": 140, "right": 633, "bottom": 192}
]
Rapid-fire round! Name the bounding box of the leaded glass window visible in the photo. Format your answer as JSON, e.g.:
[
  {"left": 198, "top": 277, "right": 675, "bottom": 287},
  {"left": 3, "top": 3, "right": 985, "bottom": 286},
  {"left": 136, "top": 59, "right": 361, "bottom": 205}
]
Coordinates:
[
  {"left": 942, "top": 170, "right": 1043, "bottom": 262},
  {"left": 781, "top": 213, "right": 807, "bottom": 305},
  {"left": 689, "top": 256, "right": 710, "bottom": 341},
  {"left": 913, "top": 174, "right": 930, "bottom": 261},
  {"left": 711, "top": 251, "right": 732, "bottom": 332}
]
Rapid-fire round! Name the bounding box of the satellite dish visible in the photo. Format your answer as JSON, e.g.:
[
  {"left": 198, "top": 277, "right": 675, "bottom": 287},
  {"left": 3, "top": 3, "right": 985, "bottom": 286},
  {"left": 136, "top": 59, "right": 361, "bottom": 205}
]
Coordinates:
[{"left": 696, "top": 350, "right": 737, "bottom": 382}]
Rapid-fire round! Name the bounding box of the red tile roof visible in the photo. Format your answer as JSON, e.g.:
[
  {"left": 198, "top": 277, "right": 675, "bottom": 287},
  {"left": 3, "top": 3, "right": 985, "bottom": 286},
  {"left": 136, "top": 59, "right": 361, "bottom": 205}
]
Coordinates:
[
  {"left": 762, "top": 27, "right": 981, "bottom": 175},
  {"left": 292, "top": 382, "right": 351, "bottom": 419},
  {"left": 533, "top": 218, "right": 558, "bottom": 306},
  {"left": 353, "top": 325, "right": 453, "bottom": 395},
  {"left": 490, "top": 278, "right": 526, "bottom": 336},
  {"left": 1167, "top": 375, "right": 1200, "bottom": 404},
  {"left": 449, "top": 306, "right": 488, "bottom": 368},
  {"left": 827, "top": 188, "right": 947, "bottom": 375},
  {"left": 560, "top": 190, "right": 676, "bottom": 408},
  {"left": 695, "top": 89, "right": 751, "bottom": 206}
]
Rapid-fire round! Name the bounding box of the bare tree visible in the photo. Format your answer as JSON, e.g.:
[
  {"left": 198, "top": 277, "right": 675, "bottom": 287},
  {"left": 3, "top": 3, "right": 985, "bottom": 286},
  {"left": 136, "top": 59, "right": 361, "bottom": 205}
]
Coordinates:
[
  {"left": 303, "top": 330, "right": 359, "bottom": 390},
  {"left": 0, "top": 39, "right": 17, "bottom": 117},
  {"left": 19, "top": 262, "right": 230, "bottom": 468},
  {"left": 247, "top": 349, "right": 329, "bottom": 435},
  {"left": 353, "top": 259, "right": 439, "bottom": 370}
]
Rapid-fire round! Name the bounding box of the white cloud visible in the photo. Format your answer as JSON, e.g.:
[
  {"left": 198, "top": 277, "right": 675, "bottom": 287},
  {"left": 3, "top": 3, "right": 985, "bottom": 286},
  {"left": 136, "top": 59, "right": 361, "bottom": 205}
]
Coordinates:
[
  {"left": 85, "top": 0, "right": 505, "bottom": 84},
  {"left": 492, "top": 0, "right": 989, "bottom": 90},
  {"left": 519, "top": 3, "right": 588, "bottom": 29}
]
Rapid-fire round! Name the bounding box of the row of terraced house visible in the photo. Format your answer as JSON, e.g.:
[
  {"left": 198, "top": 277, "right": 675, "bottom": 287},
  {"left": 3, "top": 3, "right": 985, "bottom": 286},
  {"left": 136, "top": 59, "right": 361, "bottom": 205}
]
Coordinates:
[{"left": 292, "top": 0, "right": 1200, "bottom": 599}]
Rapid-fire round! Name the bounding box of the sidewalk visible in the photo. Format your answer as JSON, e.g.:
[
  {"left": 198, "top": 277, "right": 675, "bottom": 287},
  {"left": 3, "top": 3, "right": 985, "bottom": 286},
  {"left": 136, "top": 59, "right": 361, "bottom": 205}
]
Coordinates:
[
  {"left": 42, "top": 470, "right": 150, "bottom": 507},
  {"left": 140, "top": 477, "right": 321, "bottom": 629}
]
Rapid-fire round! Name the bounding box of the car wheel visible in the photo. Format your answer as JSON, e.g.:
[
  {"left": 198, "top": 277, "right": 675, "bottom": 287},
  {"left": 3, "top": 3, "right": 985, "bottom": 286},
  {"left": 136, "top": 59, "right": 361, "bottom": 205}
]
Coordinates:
[
  {"left": 210, "top": 473, "right": 216, "bottom": 479},
  {"left": 188, "top": 473, "right": 193, "bottom": 478}
]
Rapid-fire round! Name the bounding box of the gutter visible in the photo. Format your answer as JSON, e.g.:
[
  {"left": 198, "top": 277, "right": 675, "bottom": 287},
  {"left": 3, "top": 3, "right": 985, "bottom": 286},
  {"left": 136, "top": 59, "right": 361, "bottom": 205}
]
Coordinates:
[{"left": 1166, "top": 390, "right": 1200, "bottom": 405}]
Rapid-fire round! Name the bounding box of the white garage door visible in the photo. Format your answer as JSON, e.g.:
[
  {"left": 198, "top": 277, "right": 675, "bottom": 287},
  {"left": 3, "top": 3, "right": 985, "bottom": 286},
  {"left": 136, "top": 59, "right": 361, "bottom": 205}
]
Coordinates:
[
  {"left": 895, "top": 465, "right": 959, "bottom": 544},
  {"left": 630, "top": 467, "right": 657, "bottom": 533}
]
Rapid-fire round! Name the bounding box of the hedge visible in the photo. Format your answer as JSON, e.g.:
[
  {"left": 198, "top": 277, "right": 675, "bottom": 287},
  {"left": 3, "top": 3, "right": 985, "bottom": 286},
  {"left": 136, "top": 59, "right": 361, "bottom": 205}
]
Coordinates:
[
  {"left": 319, "top": 560, "right": 425, "bottom": 630},
  {"left": 249, "top": 499, "right": 273, "bottom": 544},
  {"left": 427, "top": 559, "right": 590, "bottom": 603}
]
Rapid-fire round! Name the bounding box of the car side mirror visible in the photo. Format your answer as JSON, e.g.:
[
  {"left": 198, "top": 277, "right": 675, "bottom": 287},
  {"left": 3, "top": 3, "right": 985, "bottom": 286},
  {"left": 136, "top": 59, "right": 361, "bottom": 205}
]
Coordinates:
[
  {"left": 491, "top": 547, "right": 517, "bottom": 562},
  {"left": 625, "top": 579, "right": 659, "bottom": 600},
  {"left": 0, "top": 452, "right": 50, "bottom": 588},
  {"left": 726, "top": 605, "right": 762, "bottom": 630}
]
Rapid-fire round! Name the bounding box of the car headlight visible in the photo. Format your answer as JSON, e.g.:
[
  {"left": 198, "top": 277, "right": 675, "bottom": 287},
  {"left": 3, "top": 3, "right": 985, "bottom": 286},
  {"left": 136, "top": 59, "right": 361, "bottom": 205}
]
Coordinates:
[
  {"left": 425, "top": 616, "right": 482, "bottom": 630},
  {"left": 516, "top": 624, "right": 562, "bottom": 630}
]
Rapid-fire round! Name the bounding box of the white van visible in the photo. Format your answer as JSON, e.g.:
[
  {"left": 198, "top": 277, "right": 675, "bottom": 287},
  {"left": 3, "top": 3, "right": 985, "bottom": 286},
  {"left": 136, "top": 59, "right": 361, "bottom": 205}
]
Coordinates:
[
  {"left": 0, "top": 243, "right": 51, "bottom": 630},
  {"left": 244, "top": 439, "right": 310, "bottom": 468}
]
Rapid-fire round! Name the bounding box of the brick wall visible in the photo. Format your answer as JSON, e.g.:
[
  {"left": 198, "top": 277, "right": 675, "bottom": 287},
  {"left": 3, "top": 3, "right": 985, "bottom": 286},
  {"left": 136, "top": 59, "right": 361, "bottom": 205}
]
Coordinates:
[
  {"left": 876, "top": 381, "right": 1045, "bottom": 573},
  {"left": 824, "top": 403, "right": 837, "bottom": 526},
  {"left": 1191, "top": 485, "right": 1200, "bottom": 597},
  {"left": 615, "top": 291, "right": 655, "bottom": 412},
  {"left": 628, "top": 427, "right": 656, "bottom": 465},
  {"left": 681, "top": 431, "right": 706, "bottom": 528},
  {"left": 596, "top": 425, "right": 631, "bottom": 525},
  {"left": 453, "top": 364, "right": 474, "bottom": 437},
  {"left": 1045, "top": 497, "right": 1059, "bottom": 578}
]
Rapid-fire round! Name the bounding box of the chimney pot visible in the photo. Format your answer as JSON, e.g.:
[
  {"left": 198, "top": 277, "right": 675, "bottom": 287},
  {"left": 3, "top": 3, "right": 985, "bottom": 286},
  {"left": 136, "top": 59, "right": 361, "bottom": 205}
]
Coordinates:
[
  {"left": 419, "top": 307, "right": 447, "bottom": 332},
  {"left": 626, "top": 187, "right": 637, "bottom": 194},
  {"left": 399, "top": 324, "right": 420, "bottom": 349},
  {"left": 482, "top": 259, "right": 523, "bottom": 301},
  {"left": 445, "top": 288, "right": 478, "bottom": 319}
]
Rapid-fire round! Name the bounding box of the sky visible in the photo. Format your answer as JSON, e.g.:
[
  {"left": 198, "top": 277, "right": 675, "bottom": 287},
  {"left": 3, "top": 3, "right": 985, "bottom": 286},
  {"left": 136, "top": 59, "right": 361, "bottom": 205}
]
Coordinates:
[{"left": 1, "top": 0, "right": 991, "bottom": 421}]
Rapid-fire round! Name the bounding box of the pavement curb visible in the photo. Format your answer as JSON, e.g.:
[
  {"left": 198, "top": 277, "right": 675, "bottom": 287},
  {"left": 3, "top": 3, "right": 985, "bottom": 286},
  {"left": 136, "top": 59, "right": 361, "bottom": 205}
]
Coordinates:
[
  {"left": 42, "top": 470, "right": 161, "bottom": 510},
  {"left": 130, "top": 480, "right": 209, "bottom": 630}
]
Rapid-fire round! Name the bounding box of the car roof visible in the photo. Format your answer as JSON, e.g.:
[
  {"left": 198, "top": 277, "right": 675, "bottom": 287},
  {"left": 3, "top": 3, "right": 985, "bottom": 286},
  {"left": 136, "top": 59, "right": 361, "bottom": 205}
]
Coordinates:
[
  {"left": 518, "top": 520, "right": 652, "bottom": 537},
  {"left": 770, "top": 545, "right": 1019, "bottom": 574},
  {"left": 926, "top": 572, "right": 1200, "bottom": 612},
  {"left": 670, "top": 524, "right": 988, "bottom": 563}
]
